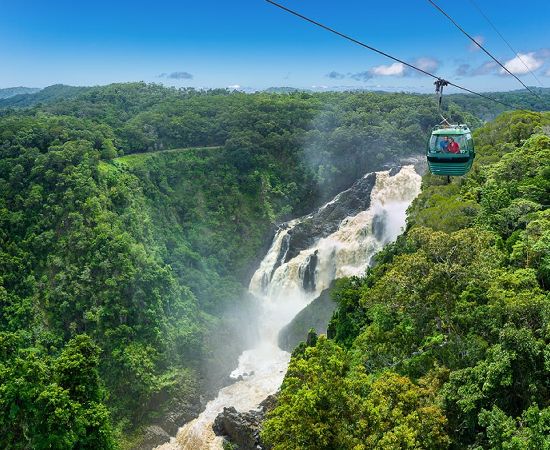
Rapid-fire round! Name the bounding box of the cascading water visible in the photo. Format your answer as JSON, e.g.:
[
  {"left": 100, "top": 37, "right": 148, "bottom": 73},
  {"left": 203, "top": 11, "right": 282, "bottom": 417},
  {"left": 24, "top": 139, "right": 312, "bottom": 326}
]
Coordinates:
[{"left": 156, "top": 165, "right": 421, "bottom": 450}]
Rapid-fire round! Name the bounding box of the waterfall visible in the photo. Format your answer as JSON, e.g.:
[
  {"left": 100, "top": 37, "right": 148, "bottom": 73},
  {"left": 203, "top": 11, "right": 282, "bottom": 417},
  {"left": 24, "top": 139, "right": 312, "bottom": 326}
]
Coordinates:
[{"left": 155, "top": 165, "right": 421, "bottom": 450}]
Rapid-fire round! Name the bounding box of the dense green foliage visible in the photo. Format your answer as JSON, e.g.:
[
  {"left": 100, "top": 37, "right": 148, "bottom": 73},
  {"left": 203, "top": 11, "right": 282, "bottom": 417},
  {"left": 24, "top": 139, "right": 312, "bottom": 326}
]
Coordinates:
[
  {"left": 1, "top": 82, "right": 547, "bottom": 448},
  {"left": 0, "top": 87, "right": 40, "bottom": 100},
  {"left": 262, "top": 111, "right": 550, "bottom": 449},
  {"left": 0, "top": 120, "right": 200, "bottom": 445},
  {"left": 264, "top": 336, "right": 450, "bottom": 450},
  {"left": 3, "top": 82, "right": 485, "bottom": 201},
  {"left": 449, "top": 87, "right": 550, "bottom": 121},
  {"left": 0, "top": 108, "right": 302, "bottom": 446},
  {"left": 0, "top": 334, "right": 115, "bottom": 449},
  {"left": 0, "top": 85, "right": 90, "bottom": 109},
  {"left": 0, "top": 82, "right": 489, "bottom": 447}
]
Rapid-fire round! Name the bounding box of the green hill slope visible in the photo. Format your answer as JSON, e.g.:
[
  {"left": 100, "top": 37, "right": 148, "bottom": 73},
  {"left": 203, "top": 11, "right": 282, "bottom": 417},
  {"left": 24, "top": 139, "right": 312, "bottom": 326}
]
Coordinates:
[
  {"left": 0, "top": 86, "right": 41, "bottom": 99},
  {"left": 0, "top": 121, "right": 309, "bottom": 447},
  {"left": 0, "top": 84, "right": 89, "bottom": 108},
  {"left": 0, "top": 83, "right": 547, "bottom": 448},
  {"left": 262, "top": 111, "right": 550, "bottom": 449}
]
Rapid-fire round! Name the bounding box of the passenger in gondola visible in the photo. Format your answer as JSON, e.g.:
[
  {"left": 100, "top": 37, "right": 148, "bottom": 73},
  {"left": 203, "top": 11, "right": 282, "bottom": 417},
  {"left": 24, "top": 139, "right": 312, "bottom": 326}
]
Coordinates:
[
  {"left": 448, "top": 137, "right": 460, "bottom": 153},
  {"left": 439, "top": 136, "right": 449, "bottom": 152}
]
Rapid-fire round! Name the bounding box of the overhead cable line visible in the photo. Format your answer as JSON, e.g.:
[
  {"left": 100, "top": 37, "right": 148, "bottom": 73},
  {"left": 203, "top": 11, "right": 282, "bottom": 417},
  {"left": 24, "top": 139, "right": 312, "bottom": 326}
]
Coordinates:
[
  {"left": 265, "top": 0, "right": 520, "bottom": 110},
  {"left": 426, "top": 0, "right": 542, "bottom": 100},
  {"left": 467, "top": 0, "right": 544, "bottom": 87}
]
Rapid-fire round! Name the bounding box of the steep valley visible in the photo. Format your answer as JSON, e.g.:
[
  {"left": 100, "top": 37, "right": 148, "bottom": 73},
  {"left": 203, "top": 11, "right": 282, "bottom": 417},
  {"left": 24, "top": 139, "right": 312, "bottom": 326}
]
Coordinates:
[{"left": 0, "top": 84, "right": 548, "bottom": 450}]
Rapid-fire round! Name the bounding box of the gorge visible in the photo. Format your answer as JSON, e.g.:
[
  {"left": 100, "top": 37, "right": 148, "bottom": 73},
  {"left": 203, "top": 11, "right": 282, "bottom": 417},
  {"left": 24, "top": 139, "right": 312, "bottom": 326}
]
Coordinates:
[
  {"left": 1, "top": 83, "right": 548, "bottom": 450},
  {"left": 158, "top": 165, "right": 422, "bottom": 449}
]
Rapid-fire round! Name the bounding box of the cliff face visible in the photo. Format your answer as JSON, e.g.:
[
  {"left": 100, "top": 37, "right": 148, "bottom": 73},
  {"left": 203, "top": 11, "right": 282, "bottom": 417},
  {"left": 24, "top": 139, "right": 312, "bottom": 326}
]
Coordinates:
[
  {"left": 277, "top": 287, "right": 337, "bottom": 352},
  {"left": 213, "top": 396, "right": 277, "bottom": 450},
  {"left": 283, "top": 173, "right": 378, "bottom": 262}
]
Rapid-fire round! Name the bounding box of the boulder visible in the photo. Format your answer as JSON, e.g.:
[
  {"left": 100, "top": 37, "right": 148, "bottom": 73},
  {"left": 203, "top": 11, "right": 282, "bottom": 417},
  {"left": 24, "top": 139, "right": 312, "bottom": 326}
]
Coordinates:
[
  {"left": 213, "top": 395, "right": 277, "bottom": 450},
  {"left": 136, "top": 425, "right": 170, "bottom": 450},
  {"left": 159, "top": 401, "right": 201, "bottom": 436},
  {"left": 213, "top": 407, "right": 261, "bottom": 450},
  {"left": 277, "top": 286, "right": 337, "bottom": 352}
]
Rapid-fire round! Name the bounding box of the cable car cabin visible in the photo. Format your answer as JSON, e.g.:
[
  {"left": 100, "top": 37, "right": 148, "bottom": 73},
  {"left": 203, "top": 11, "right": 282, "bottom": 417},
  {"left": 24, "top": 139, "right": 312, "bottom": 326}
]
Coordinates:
[{"left": 426, "top": 125, "right": 475, "bottom": 176}]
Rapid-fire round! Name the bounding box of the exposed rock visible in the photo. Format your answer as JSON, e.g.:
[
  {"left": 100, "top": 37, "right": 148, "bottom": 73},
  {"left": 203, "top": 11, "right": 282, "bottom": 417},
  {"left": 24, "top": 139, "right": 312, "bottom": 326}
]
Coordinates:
[
  {"left": 213, "top": 395, "right": 277, "bottom": 450},
  {"left": 284, "top": 172, "right": 377, "bottom": 261},
  {"left": 257, "top": 161, "right": 423, "bottom": 293},
  {"left": 158, "top": 401, "right": 201, "bottom": 436},
  {"left": 395, "top": 154, "right": 427, "bottom": 175},
  {"left": 299, "top": 250, "right": 318, "bottom": 292},
  {"left": 244, "top": 224, "right": 279, "bottom": 287},
  {"left": 213, "top": 407, "right": 260, "bottom": 449},
  {"left": 388, "top": 166, "right": 401, "bottom": 177},
  {"left": 136, "top": 425, "right": 170, "bottom": 450},
  {"left": 278, "top": 286, "right": 337, "bottom": 352},
  {"left": 372, "top": 209, "right": 388, "bottom": 242},
  {"left": 258, "top": 394, "right": 277, "bottom": 412},
  {"left": 270, "top": 224, "right": 291, "bottom": 282}
]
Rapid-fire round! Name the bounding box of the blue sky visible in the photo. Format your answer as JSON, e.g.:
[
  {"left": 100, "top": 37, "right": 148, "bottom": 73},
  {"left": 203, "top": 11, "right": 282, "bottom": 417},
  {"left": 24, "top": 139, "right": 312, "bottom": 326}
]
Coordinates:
[{"left": 1, "top": 0, "right": 549, "bottom": 92}]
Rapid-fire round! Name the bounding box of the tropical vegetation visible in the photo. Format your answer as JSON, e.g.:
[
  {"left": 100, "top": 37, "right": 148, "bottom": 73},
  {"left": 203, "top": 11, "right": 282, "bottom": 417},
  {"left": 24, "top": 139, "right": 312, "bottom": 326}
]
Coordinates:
[
  {"left": 262, "top": 111, "right": 550, "bottom": 449},
  {"left": 0, "top": 83, "right": 548, "bottom": 448}
]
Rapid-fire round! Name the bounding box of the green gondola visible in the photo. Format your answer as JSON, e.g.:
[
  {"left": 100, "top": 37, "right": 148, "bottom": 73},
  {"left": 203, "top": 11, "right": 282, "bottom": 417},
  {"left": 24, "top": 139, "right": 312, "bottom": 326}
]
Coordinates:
[
  {"left": 426, "top": 124, "right": 475, "bottom": 176},
  {"left": 426, "top": 79, "right": 475, "bottom": 177}
]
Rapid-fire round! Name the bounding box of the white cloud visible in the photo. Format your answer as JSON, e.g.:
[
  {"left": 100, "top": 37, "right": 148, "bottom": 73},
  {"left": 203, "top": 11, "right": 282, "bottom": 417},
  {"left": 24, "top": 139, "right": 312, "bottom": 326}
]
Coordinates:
[
  {"left": 469, "top": 35, "right": 485, "bottom": 51},
  {"left": 371, "top": 62, "right": 405, "bottom": 76},
  {"left": 501, "top": 52, "right": 544, "bottom": 75},
  {"left": 413, "top": 57, "right": 440, "bottom": 73},
  {"left": 349, "top": 71, "right": 372, "bottom": 81},
  {"left": 326, "top": 71, "right": 346, "bottom": 80},
  {"left": 544, "top": 67, "right": 550, "bottom": 77},
  {"left": 347, "top": 56, "right": 439, "bottom": 82},
  {"left": 158, "top": 71, "right": 193, "bottom": 79},
  {"left": 474, "top": 60, "right": 498, "bottom": 75},
  {"left": 227, "top": 84, "right": 241, "bottom": 90}
]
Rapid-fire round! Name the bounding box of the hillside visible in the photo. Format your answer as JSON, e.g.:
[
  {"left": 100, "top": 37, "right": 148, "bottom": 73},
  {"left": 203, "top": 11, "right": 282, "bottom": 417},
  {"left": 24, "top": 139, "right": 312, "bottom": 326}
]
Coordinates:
[
  {"left": 261, "top": 111, "right": 550, "bottom": 449},
  {"left": 449, "top": 87, "right": 550, "bottom": 121},
  {"left": 0, "top": 82, "right": 485, "bottom": 203},
  {"left": 0, "top": 83, "right": 548, "bottom": 449},
  {"left": 0, "top": 83, "right": 473, "bottom": 447},
  {"left": 0, "top": 84, "right": 89, "bottom": 108},
  {"left": 0, "top": 87, "right": 40, "bottom": 99}
]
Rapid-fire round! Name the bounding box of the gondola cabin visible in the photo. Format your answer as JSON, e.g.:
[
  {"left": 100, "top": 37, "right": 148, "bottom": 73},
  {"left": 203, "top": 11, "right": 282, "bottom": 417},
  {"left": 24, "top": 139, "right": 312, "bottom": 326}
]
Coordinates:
[{"left": 426, "top": 124, "right": 475, "bottom": 176}]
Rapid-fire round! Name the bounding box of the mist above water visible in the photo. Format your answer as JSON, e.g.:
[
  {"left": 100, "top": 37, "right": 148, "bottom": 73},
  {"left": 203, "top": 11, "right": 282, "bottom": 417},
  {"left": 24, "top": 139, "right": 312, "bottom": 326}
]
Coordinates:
[{"left": 156, "top": 165, "right": 421, "bottom": 450}]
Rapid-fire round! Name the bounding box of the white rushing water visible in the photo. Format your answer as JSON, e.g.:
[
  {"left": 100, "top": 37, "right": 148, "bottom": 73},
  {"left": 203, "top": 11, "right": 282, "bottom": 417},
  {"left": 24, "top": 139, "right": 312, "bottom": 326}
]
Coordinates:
[{"left": 156, "top": 165, "right": 421, "bottom": 450}]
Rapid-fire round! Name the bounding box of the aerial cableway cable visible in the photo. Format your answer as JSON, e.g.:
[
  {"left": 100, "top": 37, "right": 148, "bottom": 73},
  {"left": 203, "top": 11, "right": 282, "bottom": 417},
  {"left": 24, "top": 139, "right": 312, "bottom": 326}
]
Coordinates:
[
  {"left": 467, "top": 0, "right": 544, "bottom": 87},
  {"left": 426, "top": 0, "right": 542, "bottom": 100},
  {"left": 265, "top": 0, "right": 520, "bottom": 110}
]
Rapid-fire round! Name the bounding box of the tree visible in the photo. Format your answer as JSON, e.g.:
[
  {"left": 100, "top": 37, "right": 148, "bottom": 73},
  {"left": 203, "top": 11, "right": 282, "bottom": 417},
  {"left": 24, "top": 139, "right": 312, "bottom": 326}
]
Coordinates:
[
  {"left": 262, "top": 337, "right": 449, "bottom": 449},
  {"left": 100, "top": 139, "right": 118, "bottom": 160},
  {"left": 0, "top": 334, "right": 116, "bottom": 449}
]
